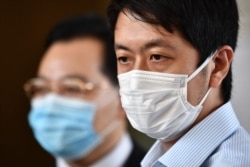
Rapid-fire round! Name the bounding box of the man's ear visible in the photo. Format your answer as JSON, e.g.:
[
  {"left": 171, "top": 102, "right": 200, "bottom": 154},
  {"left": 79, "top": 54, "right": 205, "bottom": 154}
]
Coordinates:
[{"left": 209, "top": 46, "right": 234, "bottom": 88}]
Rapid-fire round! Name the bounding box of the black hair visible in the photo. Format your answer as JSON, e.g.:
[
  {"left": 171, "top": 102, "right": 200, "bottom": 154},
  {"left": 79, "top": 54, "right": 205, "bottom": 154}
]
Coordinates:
[
  {"left": 45, "top": 13, "right": 118, "bottom": 86},
  {"left": 107, "top": 0, "right": 239, "bottom": 102}
]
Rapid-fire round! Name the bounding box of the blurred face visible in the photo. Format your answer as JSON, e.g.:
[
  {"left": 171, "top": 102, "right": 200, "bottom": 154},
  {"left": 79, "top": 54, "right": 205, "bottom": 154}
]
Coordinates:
[
  {"left": 114, "top": 11, "right": 210, "bottom": 106},
  {"left": 37, "top": 37, "right": 119, "bottom": 133}
]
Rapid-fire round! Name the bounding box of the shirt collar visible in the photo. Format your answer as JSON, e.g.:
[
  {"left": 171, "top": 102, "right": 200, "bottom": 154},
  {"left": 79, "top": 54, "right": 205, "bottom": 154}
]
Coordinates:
[
  {"left": 57, "top": 132, "right": 133, "bottom": 167},
  {"left": 141, "top": 102, "right": 240, "bottom": 167},
  {"left": 141, "top": 140, "right": 164, "bottom": 167}
]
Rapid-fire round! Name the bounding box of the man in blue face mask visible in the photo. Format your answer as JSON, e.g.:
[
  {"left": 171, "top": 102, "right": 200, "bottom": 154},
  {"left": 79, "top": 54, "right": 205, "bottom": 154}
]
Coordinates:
[
  {"left": 107, "top": 0, "right": 250, "bottom": 166},
  {"left": 24, "top": 13, "right": 145, "bottom": 167}
]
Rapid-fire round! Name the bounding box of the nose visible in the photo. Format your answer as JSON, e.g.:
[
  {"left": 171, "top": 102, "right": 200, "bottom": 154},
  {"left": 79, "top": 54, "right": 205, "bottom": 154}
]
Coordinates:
[
  {"left": 50, "top": 82, "right": 62, "bottom": 94},
  {"left": 133, "top": 56, "right": 148, "bottom": 71}
]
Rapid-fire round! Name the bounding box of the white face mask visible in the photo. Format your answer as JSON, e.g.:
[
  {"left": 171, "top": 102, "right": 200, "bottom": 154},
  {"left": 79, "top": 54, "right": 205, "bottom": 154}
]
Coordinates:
[{"left": 118, "top": 54, "right": 215, "bottom": 142}]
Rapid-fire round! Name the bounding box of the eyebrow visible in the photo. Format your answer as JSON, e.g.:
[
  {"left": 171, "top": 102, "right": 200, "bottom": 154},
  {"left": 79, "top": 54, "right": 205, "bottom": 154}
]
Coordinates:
[
  {"left": 35, "top": 76, "right": 48, "bottom": 81},
  {"left": 115, "top": 38, "right": 176, "bottom": 52},
  {"left": 115, "top": 44, "right": 132, "bottom": 52},
  {"left": 37, "top": 75, "right": 89, "bottom": 82},
  {"left": 62, "top": 75, "right": 89, "bottom": 82},
  {"left": 142, "top": 39, "right": 176, "bottom": 51}
]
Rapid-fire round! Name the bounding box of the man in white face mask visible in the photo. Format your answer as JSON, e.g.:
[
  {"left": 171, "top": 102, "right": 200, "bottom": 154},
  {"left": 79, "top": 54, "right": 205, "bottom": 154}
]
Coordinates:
[
  {"left": 24, "top": 13, "right": 145, "bottom": 167},
  {"left": 107, "top": 0, "right": 250, "bottom": 166}
]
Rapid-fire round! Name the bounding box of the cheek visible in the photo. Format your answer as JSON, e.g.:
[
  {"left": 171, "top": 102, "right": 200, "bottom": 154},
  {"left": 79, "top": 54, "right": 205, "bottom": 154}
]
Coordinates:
[
  {"left": 187, "top": 71, "right": 209, "bottom": 106},
  {"left": 93, "top": 110, "right": 104, "bottom": 132},
  {"left": 117, "top": 65, "right": 124, "bottom": 74},
  {"left": 187, "top": 79, "right": 200, "bottom": 105},
  {"left": 117, "top": 62, "right": 133, "bottom": 74}
]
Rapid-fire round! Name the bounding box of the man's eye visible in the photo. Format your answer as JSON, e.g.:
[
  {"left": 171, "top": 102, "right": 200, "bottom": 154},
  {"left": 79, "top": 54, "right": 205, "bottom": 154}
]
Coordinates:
[
  {"left": 150, "top": 54, "right": 166, "bottom": 61},
  {"left": 64, "top": 85, "right": 82, "bottom": 94},
  {"left": 117, "top": 56, "right": 131, "bottom": 64},
  {"left": 29, "top": 85, "right": 48, "bottom": 97}
]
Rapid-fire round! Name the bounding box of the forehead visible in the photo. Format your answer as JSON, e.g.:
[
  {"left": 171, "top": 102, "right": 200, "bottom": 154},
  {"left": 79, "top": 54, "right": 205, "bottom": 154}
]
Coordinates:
[
  {"left": 38, "top": 37, "right": 106, "bottom": 82},
  {"left": 115, "top": 11, "right": 179, "bottom": 45},
  {"left": 114, "top": 10, "right": 196, "bottom": 50}
]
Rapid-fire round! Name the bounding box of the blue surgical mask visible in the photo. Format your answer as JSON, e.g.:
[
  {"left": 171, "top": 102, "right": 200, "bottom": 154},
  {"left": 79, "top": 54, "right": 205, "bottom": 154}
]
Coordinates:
[{"left": 28, "top": 93, "right": 102, "bottom": 160}]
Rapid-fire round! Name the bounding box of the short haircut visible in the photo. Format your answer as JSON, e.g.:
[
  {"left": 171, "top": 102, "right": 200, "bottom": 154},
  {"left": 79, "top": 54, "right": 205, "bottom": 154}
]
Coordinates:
[
  {"left": 107, "top": 0, "right": 239, "bottom": 102},
  {"left": 45, "top": 13, "right": 118, "bottom": 86}
]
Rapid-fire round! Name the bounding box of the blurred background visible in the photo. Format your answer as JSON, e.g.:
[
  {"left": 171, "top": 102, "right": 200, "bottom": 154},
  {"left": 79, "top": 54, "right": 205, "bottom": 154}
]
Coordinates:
[
  {"left": 0, "top": 0, "right": 249, "bottom": 166},
  {"left": 232, "top": 0, "right": 250, "bottom": 134}
]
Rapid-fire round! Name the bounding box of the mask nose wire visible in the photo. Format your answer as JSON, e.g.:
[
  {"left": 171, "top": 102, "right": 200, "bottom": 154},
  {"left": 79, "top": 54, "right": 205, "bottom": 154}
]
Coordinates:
[{"left": 187, "top": 51, "right": 217, "bottom": 82}]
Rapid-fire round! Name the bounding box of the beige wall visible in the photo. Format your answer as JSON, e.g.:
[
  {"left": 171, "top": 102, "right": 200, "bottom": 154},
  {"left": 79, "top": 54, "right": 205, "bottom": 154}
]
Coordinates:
[{"left": 232, "top": 0, "right": 250, "bottom": 133}]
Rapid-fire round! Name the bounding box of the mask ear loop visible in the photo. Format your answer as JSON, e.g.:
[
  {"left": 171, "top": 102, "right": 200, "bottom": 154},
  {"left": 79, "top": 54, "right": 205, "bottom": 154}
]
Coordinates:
[
  {"left": 187, "top": 51, "right": 217, "bottom": 106},
  {"left": 100, "top": 120, "right": 118, "bottom": 137},
  {"left": 187, "top": 51, "right": 217, "bottom": 82},
  {"left": 93, "top": 87, "right": 119, "bottom": 138},
  {"left": 198, "top": 88, "right": 212, "bottom": 107}
]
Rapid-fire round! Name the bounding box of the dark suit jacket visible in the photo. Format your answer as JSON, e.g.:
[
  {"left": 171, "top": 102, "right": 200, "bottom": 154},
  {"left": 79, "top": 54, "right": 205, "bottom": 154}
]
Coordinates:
[
  {"left": 122, "top": 139, "right": 146, "bottom": 167},
  {"left": 48, "top": 139, "right": 146, "bottom": 167}
]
